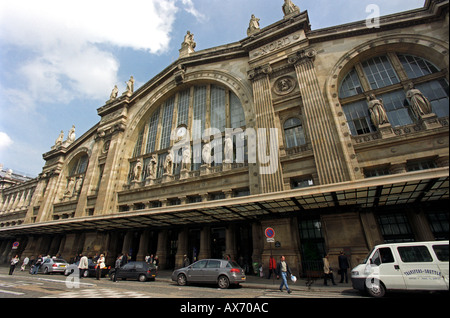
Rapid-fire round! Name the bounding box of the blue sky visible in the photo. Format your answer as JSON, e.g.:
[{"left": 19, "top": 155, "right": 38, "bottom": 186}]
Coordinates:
[{"left": 0, "top": 0, "right": 425, "bottom": 177}]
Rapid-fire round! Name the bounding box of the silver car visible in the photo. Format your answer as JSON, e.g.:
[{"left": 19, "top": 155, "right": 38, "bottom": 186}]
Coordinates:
[
  {"left": 40, "top": 257, "right": 69, "bottom": 274},
  {"left": 172, "top": 259, "right": 246, "bottom": 289}
]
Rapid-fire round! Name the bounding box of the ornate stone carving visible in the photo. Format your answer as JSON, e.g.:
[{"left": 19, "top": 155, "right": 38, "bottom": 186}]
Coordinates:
[
  {"left": 273, "top": 76, "right": 296, "bottom": 96},
  {"left": 247, "top": 64, "right": 273, "bottom": 81},
  {"left": 287, "top": 48, "right": 316, "bottom": 65}
]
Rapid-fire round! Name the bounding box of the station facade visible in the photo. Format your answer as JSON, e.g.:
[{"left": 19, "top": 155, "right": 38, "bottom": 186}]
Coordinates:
[{"left": 1, "top": 0, "right": 449, "bottom": 274}]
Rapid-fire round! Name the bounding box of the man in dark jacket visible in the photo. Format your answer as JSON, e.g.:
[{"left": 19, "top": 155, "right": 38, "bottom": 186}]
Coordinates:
[
  {"left": 276, "top": 255, "right": 292, "bottom": 294},
  {"left": 338, "top": 251, "right": 350, "bottom": 283}
]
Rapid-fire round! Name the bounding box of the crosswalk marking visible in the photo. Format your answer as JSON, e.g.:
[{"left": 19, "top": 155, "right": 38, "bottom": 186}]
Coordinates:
[
  {"left": 40, "top": 288, "right": 151, "bottom": 298},
  {"left": 0, "top": 288, "right": 25, "bottom": 296}
]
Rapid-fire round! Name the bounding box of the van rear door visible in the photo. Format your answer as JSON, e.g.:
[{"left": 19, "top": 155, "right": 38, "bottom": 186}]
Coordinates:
[{"left": 396, "top": 244, "right": 447, "bottom": 291}]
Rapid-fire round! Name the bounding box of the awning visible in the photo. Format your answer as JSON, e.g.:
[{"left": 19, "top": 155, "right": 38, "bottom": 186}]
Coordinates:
[{"left": 0, "top": 167, "right": 448, "bottom": 238}]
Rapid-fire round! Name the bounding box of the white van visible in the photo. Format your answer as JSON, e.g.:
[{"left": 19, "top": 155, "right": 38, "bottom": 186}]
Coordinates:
[{"left": 351, "top": 241, "right": 449, "bottom": 297}]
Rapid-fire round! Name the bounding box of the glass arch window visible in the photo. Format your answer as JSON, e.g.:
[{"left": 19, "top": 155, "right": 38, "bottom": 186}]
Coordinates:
[
  {"left": 130, "top": 83, "right": 246, "bottom": 179},
  {"left": 284, "top": 118, "right": 306, "bottom": 148},
  {"left": 339, "top": 53, "right": 449, "bottom": 136}
]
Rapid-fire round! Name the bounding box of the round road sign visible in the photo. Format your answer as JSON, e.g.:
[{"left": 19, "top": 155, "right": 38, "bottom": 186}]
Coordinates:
[{"left": 265, "top": 227, "right": 275, "bottom": 239}]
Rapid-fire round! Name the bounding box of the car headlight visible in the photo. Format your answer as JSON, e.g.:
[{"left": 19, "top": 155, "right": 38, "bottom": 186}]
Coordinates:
[{"left": 351, "top": 271, "right": 359, "bottom": 276}]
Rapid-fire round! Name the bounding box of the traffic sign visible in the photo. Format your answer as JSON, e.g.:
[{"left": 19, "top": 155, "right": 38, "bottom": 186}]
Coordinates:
[
  {"left": 12, "top": 241, "right": 19, "bottom": 250},
  {"left": 265, "top": 227, "right": 275, "bottom": 239}
]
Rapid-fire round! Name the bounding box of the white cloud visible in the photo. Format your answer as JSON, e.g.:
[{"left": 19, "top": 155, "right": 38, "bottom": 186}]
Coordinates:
[
  {"left": 0, "top": 0, "right": 180, "bottom": 107},
  {"left": 181, "top": 0, "right": 207, "bottom": 22},
  {"left": 0, "top": 132, "right": 13, "bottom": 150}
]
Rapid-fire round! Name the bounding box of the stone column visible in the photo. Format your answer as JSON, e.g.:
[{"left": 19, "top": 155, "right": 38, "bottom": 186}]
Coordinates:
[
  {"left": 247, "top": 64, "right": 284, "bottom": 194},
  {"left": 136, "top": 229, "right": 151, "bottom": 261},
  {"left": 175, "top": 229, "right": 189, "bottom": 268},
  {"left": 198, "top": 226, "right": 211, "bottom": 260},
  {"left": 289, "top": 49, "right": 351, "bottom": 185},
  {"left": 155, "top": 230, "right": 168, "bottom": 269},
  {"left": 225, "top": 225, "right": 236, "bottom": 261}
]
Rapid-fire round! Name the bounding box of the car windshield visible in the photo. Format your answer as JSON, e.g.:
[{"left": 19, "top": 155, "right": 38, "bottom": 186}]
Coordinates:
[{"left": 361, "top": 248, "right": 375, "bottom": 264}]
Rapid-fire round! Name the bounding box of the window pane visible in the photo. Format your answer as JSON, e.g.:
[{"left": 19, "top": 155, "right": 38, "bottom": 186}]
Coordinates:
[
  {"left": 343, "top": 100, "right": 375, "bottom": 135},
  {"left": 415, "top": 80, "right": 449, "bottom": 118},
  {"left": 210, "top": 85, "right": 226, "bottom": 132},
  {"left": 362, "top": 56, "right": 399, "bottom": 89},
  {"left": 398, "top": 54, "right": 440, "bottom": 79},
  {"left": 145, "top": 110, "right": 160, "bottom": 154},
  {"left": 339, "top": 68, "right": 364, "bottom": 98},
  {"left": 160, "top": 97, "right": 175, "bottom": 149},
  {"left": 433, "top": 245, "right": 449, "bottom": 261},
  {"left": 378, "top": 90, "right": 413, "bottom": 127},
  {"left": 133, "top": 127, "right": 145, "bottom": 158},
  {"left": 193, "top": 86, "right": 207, "bottom": 140},
  {"left": 230, "top": 92, "right": 245, "bottom": 128},
  {"left": 177, "top": 89, "right": 190, "bottom": 127},
  {"left": 398, "top": 246, "right": 433, "bottom": 263}
]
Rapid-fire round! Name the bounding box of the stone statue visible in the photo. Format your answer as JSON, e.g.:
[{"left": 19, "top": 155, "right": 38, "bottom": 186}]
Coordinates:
[
  {"left": 125, "top": 76, "right": 135, "bottom": 95},
  {"left": 146, "top": 155, "right": 157, "bottom": 179},
  {"left": 133, "top": 159, "right": 142, "bottom": 181},
  {"left": 367, "top": 94, "right": 389, "bottom": 127},
  {"left": 406, "top": 83, "right": 432, "bottom": 118},
  {"left": 67, "top": 125, "right": 76, "bottom": 143},
  {"left": 164, "top": 151, "right": 173, "bottom": 175},
  {"left": 224, "top": 135, "right": 233, "bottom": 163},
  {"left": 202, "top": 142, "right": 211, "bottom": 167},
  {"left": 55, "top": 130, "right": 64, "bottom": 146},
  {"left": 110, "top": 85, "right": 119, "bottom": 101},
  {"left": 75, "top": 176, "right": 83, "bottom": 194},
  {"left": 247, "top": 14, "right": 260, "bottom": 36},
  {"left": 182, "top": 31, "right": 196, "bottom": 50},
  {"left": 282, "top": 0, "right": 300, "bottom": 16},
  {"left": 182, "top": 147, "right": 191, "bottom": 171},
  {"left": 64, "top": 177, "right": 75, "bottom": 196}
]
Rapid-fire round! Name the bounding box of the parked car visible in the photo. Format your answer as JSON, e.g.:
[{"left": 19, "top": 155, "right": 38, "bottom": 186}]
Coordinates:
[
  {"left": 39, "top": 257, "right": 69, "bottom": 274},
  {"left": 172, "top": 259, "right": 246, "bottom": 289},
  {"left": 351, "top": 241, "right": 449, "bottom": 297},
  {"left": 64, "top": 258, "right": 110, "bottom": 278},
  {"left": 109, "top": 261, "right": 157, "bottom": 282}
]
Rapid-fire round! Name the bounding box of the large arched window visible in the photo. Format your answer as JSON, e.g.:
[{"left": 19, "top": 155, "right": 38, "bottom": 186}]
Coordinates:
[
  {"left": 129, "top": 83, "right": 246, "bottom": 182},
  {"left": 339, "top": 53, "right": 449, "bottom": 136}
]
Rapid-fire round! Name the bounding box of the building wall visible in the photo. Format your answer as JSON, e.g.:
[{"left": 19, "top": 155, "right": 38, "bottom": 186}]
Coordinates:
[{"left": 1, "top": 1, "right": 448, "bottom": 275}]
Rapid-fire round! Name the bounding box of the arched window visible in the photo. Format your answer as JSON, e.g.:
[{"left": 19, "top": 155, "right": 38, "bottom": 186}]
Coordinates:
[
  {"left": 284, "top": 118, "right": 306, "bottom": 148},
  {"left": 339, "top": 53, "right": 449, "bottom": 136},
  {"left": 69, "top": 154, "right": 89, "bottom": 176},
  {"left": 130, "top": 83, "right": 246, "bottom": 180}
]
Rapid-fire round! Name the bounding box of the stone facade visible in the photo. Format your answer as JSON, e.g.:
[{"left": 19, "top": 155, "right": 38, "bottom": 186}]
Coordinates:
[{"left": 1, "top": 1, "right": 449, "bottom": 275}]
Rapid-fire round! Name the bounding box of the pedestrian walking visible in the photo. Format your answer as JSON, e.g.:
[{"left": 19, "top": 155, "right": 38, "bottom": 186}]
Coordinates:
[
  {"left": 21, "top": 256, "right": 30, "bottom": 271},
  {"left": 276, "top": 255, "right": 292, "bottom": 294},
  {"left": 96, "top": 253, "right": 106, "bottom": 280},
  {"left": 31, "top": 255, "right": 43, "bottom": 275},
  {"left": 323, "top": 253, "right": 337, "bottom": 286},
  {"left": 267, "top": 255, "right": 276, "bottom": 279},
  {"left": 78, "top": 254, "right": 89, "bottom": 278},
  {"left": 182, "top": 254, "right": 190, "bottom": 268},
  {"left": 114, "top": 255, "right": 122, "bottom": 282},
  {"left": 153, "top": 255, "right": 159, "bottom": 271},
  {"left": 338, "top": 250, "right": 350, "bottom": 284},
  {"left": 9, "top": 255, "right": 20, "bottom": 275}
]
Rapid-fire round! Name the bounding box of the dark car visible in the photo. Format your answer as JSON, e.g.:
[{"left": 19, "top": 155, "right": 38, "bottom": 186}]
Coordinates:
[
  {"left": 64, "top": 258, "right": 110, "bottom": 278},
  {"left": 109, "top": 261, "right": 157, "bottom": 282},
  {"left": 171, "top": 259, "right": 246, "bottom": 289}
]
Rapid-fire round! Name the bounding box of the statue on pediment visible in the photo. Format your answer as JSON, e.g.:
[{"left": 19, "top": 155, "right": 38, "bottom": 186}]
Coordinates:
[
  {"left": 182, "top": 31, "right": 196, "bottom": 50},
  {"left": 125, "top": 76, "right": 135, "bottom": 95},
  {"left": 67, "top": 125, "right": 76, "bottom": 143},
  {"left": 282, "top": 0, "right": 300, "bottom": 16},
  {"left": 109, "top": 85, "right": 119, "bottom": 101},
  {"left": 55, "top": 130, "right": 64, "bottom": 147},
  {"left": 247, "top": 14, "right": 261, "bottom": 36}
]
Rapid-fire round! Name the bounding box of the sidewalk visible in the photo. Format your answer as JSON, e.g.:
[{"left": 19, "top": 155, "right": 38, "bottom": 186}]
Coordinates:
[{"left": 156, "top": 270, "right": 357, "bottom": 294}]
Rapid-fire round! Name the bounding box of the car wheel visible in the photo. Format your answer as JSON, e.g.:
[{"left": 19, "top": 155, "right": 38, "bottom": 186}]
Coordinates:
[
  {"left": 44, "top": 267, "right": 49, "bottom": 275},
  {"left": 218, "top": 275, "right": 230, "bottom": 289},
  {"left": 365, "top": 279, "right": 386, "bottom": 298},
  {"left": 139, "top": 274, "right": 147, "bottom": 282},
  {"left": 177, "top": 273, "right": 187, "bottom": 286}
]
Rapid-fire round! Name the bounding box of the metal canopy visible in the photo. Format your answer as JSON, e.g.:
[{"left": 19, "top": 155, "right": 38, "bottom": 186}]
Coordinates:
[{"left": 0, "top": 168, "right": 448, "bottom": 238}]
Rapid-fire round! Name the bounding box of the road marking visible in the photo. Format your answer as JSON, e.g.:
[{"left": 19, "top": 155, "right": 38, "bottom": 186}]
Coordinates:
[{"left": 0, "top": 288, "right": 25, "bottom": 296}]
